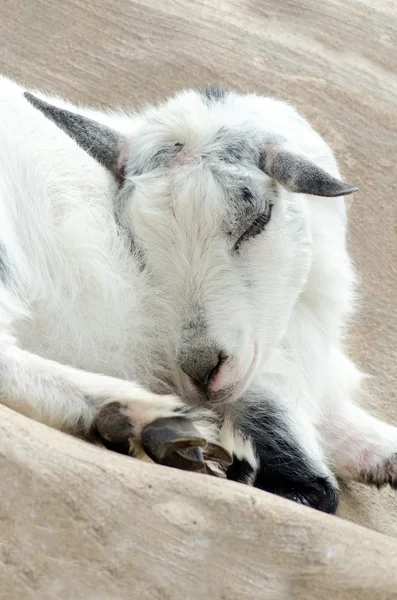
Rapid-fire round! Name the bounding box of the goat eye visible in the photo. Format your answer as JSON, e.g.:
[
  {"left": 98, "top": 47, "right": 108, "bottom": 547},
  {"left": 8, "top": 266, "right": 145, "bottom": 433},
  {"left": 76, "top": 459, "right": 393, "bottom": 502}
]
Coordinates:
[{"left": 234, "top": 205, "right": 273, "bottom": 252}]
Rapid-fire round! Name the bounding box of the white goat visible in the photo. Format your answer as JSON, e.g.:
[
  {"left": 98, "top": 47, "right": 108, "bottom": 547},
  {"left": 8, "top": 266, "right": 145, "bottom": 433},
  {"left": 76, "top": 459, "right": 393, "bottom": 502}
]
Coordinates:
[{"left": 0, "top": 76, "right": 395, "bottom": 512}]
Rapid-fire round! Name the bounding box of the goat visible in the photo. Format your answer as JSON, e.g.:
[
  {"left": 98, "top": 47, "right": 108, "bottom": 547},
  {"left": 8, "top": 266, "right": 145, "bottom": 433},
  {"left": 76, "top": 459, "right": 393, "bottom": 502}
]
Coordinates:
[{"left": 0, "top": 76, "right": 395, "bottom": 513}]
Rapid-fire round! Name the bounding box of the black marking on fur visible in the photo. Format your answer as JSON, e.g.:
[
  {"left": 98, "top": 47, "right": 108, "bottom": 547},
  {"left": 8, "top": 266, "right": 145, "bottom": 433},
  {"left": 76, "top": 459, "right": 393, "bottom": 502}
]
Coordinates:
[
  {"left": 224, "top": 181, "right": 273, "bottom": 251},
  {"left": 0, "top": 242, "right": 9, "bottom": 282},
  {"left": 24, "top": 92, "right": 123, "bottom": 179},
  {"left": 241, "top": 187, "right": 255, "bottom": 204},
  {"left": 227, "top": 456, "right": 255, "bottom": 484},
  {"left": 234, "top": 204, "right": 273, "bottom": 252},
  {"left": 234, "top": 400, "right": 339, "bottom": 514},
  {"left": 172, "top": 405, "right": 197, "bottom": 418},
  {"left": 360, "top": 469, "right": 384, "bottom": 490},
  {"left": 259, "top": 148, "right": 358, "bottom": 198},
  {"left": 255, "top": 470, "right": 338, "bottom": 514},
  {"left": 202, "top": 85, "right": 227, "bottom": 104},
  {"left": 359, "top": 456, "right": 397, "bottom": 490}
]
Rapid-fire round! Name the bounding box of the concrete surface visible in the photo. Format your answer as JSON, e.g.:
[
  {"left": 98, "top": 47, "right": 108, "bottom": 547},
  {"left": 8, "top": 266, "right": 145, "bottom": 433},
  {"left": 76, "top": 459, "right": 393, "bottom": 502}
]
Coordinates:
[
  {"left": 1, "top": 404, "right": 397, "bottom": 600},
  {"left": 0, "top": 0, "right": 397, "bottom": 597}
]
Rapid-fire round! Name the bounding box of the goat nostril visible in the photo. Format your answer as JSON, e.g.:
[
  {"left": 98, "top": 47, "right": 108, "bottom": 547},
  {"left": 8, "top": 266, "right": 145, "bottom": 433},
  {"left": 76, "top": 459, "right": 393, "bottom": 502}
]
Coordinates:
[
  {"left": 208, "top": 352, "right": 227, "bottom": 385},
  {"left": 182, "top": 351, "right": 228, "bottom": 391}
]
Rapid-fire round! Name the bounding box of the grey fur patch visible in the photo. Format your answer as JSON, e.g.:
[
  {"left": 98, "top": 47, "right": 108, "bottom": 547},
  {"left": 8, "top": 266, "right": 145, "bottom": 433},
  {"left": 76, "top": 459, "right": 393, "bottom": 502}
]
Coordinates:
[
  {"left": 222, "top": 178, "right": 274, "bottom": 245},
  {"left": 114, "top": 181, "right": 147, "bottom": 268},
  {"left": 213, "top": 127, "right": 256, "bottom": 165},
  {"left": 260, "top": 149, "right": 358, "bottom": 197},
  {"left": 0, "top": 242, "right": 9, "bottom": 282},
  {"left": 233, "top": 205, "right": 273, "bottom": 252},
  {"left": 179, "top": 306, "right": 227, "bottom": 389},
  {"left": 202, "top": 85, "right": 227, "bottom": 104},
  {"left": 24, "top": 92, "right": 124, "bottom": 179},
  {"left": 181, "top": 305, "right": 207, "bottom": 339},
  {"left": 126, "top": 143, "right": 180, "bottom": 177}
]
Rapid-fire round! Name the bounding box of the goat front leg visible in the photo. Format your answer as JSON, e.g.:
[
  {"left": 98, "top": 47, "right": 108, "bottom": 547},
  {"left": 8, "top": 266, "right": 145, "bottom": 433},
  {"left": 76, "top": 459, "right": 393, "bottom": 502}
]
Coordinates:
[
  {"left": 0, "top": 341, "right": 231, "bottom": 475},
  {"left": 222, "top": 388, "right": 339, "bottom": 514},
  {"left": 319, "top": 401, "right": 397, "bottom": 489}
]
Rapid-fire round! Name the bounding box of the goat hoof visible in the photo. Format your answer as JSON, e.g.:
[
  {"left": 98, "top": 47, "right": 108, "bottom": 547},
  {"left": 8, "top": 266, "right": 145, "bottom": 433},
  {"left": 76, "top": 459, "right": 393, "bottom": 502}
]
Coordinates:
[
  {"left": 155, "top": 445, "right": 207, "bottom": 472},
  {"left": 142, "top": 417, "right": 232, "bottom": 474},
  {"left": 142, "top": 417, "right": 206, "bottom": 468},
  {"left": 203, "top": 442, "right": 233, "bottom": 466},
  {"left": 94, "top": 405, "right": 232, "bottom": 477},
  {"left": 94, "top": 401, "right": 135, "bottom": 455}
]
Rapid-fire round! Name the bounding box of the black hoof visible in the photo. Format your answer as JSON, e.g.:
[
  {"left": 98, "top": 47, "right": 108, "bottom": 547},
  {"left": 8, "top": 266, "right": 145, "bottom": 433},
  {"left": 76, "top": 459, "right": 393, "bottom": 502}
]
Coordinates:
[
  {"left": 94, "top": 405, "right": 233, "bottom": 476},
  {"left": 142, "top": 417, "right": 232, "bottom": 474},
  {"left": 94, "top": 401, "right": 135, "bottom": 455}
]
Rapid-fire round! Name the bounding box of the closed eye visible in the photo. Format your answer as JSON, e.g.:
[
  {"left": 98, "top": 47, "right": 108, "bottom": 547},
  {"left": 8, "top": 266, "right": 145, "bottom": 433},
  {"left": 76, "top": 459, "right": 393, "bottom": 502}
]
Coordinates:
[{"left": 234, "top": 205, "right": 273, "bottom": 252}]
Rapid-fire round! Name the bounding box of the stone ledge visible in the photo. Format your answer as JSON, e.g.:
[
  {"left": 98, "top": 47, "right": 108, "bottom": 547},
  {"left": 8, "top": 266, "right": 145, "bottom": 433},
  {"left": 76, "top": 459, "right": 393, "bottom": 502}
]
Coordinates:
[{"left": 0, "top": 404, "right": 396, "bottom": 600}]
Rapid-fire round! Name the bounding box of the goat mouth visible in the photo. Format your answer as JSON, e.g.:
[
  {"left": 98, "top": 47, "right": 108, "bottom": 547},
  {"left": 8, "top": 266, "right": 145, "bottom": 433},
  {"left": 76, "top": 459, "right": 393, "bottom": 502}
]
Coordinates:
[
  {"left": 228, "top": 342, "right": 258, "bottom": 401},
  {"left": 188, "top": 352, "right": 229, "bottom": 394},
  {"left": 188, "top": 342, "right": 258, "bottom": 407}
]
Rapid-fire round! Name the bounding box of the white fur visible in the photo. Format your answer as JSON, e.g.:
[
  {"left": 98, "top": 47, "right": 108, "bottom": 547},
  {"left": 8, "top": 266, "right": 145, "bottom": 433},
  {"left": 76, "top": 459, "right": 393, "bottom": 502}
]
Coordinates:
[{"left": 0, "top": 75, "right": 396, "bottom": 492}]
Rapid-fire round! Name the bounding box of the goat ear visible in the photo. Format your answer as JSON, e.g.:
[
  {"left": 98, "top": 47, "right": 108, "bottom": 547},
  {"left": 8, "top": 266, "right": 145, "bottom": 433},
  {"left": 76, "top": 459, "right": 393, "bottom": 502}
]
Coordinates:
[
  {"left": 259, "top": 147, "right": 358, "bottom": 197},
  {"left": 24, "top": 92, "right": 127, "bottom": 182}
]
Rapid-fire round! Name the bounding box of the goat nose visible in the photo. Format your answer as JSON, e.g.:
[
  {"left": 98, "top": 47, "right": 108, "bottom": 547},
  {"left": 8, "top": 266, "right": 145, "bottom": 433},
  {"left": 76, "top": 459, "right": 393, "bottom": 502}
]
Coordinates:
[{"left": 179, "top": 348, "right": 227, "bottom": 390}]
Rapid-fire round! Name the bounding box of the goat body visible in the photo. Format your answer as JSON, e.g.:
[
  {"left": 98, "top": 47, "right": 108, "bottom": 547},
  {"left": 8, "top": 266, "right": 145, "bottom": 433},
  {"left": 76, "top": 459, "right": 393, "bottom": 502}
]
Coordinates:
[{"left": 0, "top": 76, "right": 395, "bottom": 512}]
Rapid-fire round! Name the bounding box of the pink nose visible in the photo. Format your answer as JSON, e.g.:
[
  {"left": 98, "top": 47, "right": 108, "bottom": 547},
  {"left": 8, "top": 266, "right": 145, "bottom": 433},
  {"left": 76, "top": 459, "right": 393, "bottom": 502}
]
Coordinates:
[{"left": 180, "top": 350, "right": 228, "bottom": 392}]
